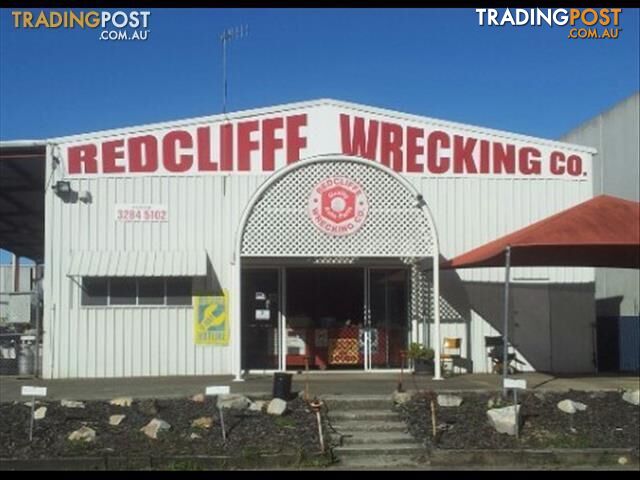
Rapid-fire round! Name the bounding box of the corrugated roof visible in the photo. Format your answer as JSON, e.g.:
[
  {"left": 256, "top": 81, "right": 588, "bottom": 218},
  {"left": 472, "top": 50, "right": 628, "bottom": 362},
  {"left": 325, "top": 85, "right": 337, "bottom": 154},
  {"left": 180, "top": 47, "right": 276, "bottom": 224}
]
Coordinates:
[{"left": 67, "top": 250, "right": 208, "bottom": 277}]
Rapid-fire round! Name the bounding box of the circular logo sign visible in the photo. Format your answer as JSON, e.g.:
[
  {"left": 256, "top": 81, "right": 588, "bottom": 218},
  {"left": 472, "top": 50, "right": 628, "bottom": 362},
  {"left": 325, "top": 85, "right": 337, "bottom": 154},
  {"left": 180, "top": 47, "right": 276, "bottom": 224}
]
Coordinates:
[{"left": 307, "top": 176, "right": 369, "bottom": 236}]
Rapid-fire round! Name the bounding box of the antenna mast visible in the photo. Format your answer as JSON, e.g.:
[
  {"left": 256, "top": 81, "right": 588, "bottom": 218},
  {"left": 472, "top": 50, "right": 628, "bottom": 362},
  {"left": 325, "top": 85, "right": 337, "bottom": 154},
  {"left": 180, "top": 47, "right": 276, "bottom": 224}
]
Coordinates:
[{"left": 220, "top": 25, "right": 248, "bottom": 115}]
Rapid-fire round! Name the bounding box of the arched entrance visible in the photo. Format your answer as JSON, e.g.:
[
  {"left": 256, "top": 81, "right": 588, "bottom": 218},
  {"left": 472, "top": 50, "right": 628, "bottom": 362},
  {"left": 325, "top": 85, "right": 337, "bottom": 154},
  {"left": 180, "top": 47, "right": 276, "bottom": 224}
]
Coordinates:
[{"left": 231, "top": 155, "right": 442, "bottom": 379}]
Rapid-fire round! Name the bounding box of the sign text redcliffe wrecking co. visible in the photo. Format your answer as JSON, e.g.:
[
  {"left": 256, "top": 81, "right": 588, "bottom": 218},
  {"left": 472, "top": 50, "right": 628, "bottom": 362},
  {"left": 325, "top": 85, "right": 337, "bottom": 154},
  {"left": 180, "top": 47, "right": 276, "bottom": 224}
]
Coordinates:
[{"left": 65, "top": 112, "right": 588, "bottom": 178}]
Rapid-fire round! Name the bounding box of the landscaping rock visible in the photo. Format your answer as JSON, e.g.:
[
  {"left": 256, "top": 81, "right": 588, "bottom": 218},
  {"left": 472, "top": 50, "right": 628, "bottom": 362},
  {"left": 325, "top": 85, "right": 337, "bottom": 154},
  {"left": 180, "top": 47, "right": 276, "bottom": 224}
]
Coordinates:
[
  {"left": 33, "top": 406, "right": 47, "bottom": 420},
  {"left": 487, "top": 405, "right": 521, "bottom": 436},
  {"left": 437, "top": 394, "right": 463, "bottom": 407},
  {"left": 622, "top": 390, "right": 639, "bottom": 406},
  {"left": 191, "top": 393, "right": 205, "bottom": 403},
  {"left": 190, "top": 433, "right": 201, "bottom": 440},
  {"left": 68, "top": 426, "right": 96, "bottom": 443},
  {"left": 534, "top": 392, "right": 546, "bottom": 401},
  {"left": 109, "top": 414, "right": 126, "bottom": 426},
  {"left": 138, "top": 400, "right": 158, "bottom": 416},
  {"left": 557, "top": 399, "right": 588, "bottom": 414},
  {"left": 110, "top": 397, "right": 133, "bottom": 407},
  {"left": 216, "top": 394, "right": 250, "bottom": 410},
  {"left": 249, "top": 400, "right": 266, "bottom": 412},
  {"left": 140, "top": 418, "right": 171, "bottom": 439},
  {"left": 61, "top": 399, "right": 85, "bottom": 409},
  {"left": 267, "top": 398, "right": 287, "bottom": 416},
  {"left": 1, "top": 396, "right": 322, "bottom": 458},
  {"left": 191, "top": 417, "right": 214, "bottom": 429},
  {"left": 396, "top": 391, "right": 639, "bottom": 450},
  {"left": 392, "top": 390, "right": 413, "bottom": 405}
]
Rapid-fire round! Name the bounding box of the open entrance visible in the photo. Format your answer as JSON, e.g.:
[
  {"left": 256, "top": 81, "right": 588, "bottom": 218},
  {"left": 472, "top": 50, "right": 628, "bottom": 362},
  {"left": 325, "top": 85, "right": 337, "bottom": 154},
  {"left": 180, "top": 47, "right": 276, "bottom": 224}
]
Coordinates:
[
  {"left": 241, "top": 266, "right": 409, "bottom": 371},
  {"left": 234, "top": 156, "right": 441, "bottom": 379}
]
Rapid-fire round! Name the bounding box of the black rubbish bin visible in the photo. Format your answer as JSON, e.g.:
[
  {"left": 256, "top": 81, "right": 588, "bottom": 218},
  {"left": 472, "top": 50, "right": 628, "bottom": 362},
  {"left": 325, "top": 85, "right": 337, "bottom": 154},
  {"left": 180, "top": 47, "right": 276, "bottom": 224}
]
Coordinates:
[{"left": 272, "top": 372, "right": 293, "bottom": 400}]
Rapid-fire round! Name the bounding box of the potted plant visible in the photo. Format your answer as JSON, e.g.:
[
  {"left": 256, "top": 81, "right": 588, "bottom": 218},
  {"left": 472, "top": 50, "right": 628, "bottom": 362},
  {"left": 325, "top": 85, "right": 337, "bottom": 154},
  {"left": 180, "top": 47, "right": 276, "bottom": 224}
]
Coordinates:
[{"left": 406, "top": 342, "right": 435, "bottom": 375}]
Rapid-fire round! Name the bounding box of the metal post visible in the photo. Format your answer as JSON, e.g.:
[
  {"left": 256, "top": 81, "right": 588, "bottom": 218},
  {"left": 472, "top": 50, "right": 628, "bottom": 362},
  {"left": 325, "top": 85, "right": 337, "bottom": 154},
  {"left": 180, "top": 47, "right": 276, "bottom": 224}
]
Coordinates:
[
  {"left": 310, "top": 399, "right": 324, "bottom": 453},
  {"left": 221, "top": 32, "right": 228, "bottom": 114},
  {"left": 433, "top": 255, "right": 442, "bottom": 380},
  {"left": 502, "top": 246, "right": 511, "bottom": 395},
  {"left": 316, "top": 410, "right": 324, "bottom": 453},
  {"left": 280, "top": 268, "right": 287, "bottom": 372},
  {"left": 514, "top": 388, "right": 519, "bottom": 439},
  {"left": 34, "top": 270, "right": 41, "bottom": 378},
  {"left": 232, "top": 262, "right": 243, "bottom": 382},
  {"left": 220, "top": 26, "right": 247, "bottom": 115},
  {"left": 12, "top": 254, "right": 20, "bottom": 292},
  {"left": 304, "top": 356, "right": 309, "bottom": 401},
  {"left": 218, "top": 405, "right": 226, "bottom": 443},
  {"left": 29, "top": 395, "right": 35, "bottom": 441}
]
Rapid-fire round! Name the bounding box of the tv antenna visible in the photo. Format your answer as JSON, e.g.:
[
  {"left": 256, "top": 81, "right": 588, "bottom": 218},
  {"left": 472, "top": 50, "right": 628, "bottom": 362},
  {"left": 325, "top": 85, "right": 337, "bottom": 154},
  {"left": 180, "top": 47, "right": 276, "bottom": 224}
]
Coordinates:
[{"left": 220, "top": 25, "right": 248, "bottom": 115}]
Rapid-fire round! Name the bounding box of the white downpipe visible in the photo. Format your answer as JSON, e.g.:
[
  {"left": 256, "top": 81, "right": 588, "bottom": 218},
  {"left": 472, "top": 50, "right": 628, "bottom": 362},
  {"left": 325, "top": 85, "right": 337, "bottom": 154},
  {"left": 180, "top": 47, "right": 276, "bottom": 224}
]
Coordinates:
[
  {"left": 433, "top": 254, "right": 442, "bottom": 380},
  {"left": 232, "top": 261, "right": 243, "bottom": 381}
]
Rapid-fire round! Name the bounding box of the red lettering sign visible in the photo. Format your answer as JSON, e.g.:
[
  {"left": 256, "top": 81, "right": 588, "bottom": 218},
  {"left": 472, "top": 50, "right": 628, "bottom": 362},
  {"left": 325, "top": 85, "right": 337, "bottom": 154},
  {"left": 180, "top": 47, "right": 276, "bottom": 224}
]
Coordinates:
[{"left": 63, "top": 111, "right": 586, "bottom": 179}]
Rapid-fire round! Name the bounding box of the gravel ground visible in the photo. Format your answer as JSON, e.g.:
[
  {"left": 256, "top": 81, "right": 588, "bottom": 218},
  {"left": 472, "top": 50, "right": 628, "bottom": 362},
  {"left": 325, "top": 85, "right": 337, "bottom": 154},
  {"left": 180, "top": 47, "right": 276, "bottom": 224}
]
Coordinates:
[
  {"left": 396, "top": 390, "right": 640, "bottom": 450},
  {"left": 0, "top": 397, "right": 323, "bottom": 460}
]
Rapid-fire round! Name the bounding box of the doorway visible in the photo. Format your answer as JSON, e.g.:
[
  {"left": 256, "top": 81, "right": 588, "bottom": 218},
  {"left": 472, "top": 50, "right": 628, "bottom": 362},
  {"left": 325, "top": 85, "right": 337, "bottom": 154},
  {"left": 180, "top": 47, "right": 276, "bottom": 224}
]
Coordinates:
[
  {"left": 241, "top": 268, "right": 280, "bottom": 370},
  {"left": 241, "top": 266, "right": 409, "bottom": 371}
]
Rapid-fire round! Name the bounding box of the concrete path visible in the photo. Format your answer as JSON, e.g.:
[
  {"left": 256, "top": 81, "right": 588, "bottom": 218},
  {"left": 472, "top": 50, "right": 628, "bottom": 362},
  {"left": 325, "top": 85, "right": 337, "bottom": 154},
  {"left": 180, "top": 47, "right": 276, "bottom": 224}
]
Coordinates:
[{"left": 1, "top": 372, "right": 638, "bottom": 403}]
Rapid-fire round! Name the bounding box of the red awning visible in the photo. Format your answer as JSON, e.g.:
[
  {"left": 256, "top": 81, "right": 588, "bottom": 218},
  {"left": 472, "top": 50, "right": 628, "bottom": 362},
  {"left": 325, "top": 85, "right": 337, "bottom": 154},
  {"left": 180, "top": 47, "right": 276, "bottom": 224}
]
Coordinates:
[{"left": 442, "top": 195, "right": 640, "bottom": 269}]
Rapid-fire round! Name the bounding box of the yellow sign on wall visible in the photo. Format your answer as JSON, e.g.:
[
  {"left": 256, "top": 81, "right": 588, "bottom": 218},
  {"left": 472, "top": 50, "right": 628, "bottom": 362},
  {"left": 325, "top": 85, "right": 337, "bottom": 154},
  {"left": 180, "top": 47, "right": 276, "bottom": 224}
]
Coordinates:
[{"left": 194, "top": 290, "right": 229, "bottom": 345}]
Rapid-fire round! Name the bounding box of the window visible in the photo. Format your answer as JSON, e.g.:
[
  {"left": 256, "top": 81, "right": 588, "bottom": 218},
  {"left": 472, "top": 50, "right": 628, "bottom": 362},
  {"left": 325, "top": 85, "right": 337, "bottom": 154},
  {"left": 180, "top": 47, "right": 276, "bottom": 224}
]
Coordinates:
[
  {"left": 110, "top": 278, "right": 137, "bottom": 305},
  {"left": 81, "top": 278, "right": 108, "bottom": 306},
  {"left": 138, "top": 278, "right": 165, "bottom": 306},
  {"left": 81, "top": 277, "right": 192, "bottom": 307},
  {"left": 167, "top": 277, "right": 192, "bottom": 306}
]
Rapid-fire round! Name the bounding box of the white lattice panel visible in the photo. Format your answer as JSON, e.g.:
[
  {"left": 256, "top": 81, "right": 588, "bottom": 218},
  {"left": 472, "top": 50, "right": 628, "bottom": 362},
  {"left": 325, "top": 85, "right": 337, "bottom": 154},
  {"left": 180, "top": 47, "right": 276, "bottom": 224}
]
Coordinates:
[{"left": 241, "top": 160, "right": 435, "bottom": 258}]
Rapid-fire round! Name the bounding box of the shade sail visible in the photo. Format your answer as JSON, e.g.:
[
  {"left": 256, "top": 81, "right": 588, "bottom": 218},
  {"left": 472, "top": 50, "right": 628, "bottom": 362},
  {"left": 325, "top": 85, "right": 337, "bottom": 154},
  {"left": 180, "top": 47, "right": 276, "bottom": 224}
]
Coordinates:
[
  {"left": 442, "top": 195, "right": 640, "bottom": 269},
  {"left": 68, "top": 250, "right": 209, "bottom": 277}
]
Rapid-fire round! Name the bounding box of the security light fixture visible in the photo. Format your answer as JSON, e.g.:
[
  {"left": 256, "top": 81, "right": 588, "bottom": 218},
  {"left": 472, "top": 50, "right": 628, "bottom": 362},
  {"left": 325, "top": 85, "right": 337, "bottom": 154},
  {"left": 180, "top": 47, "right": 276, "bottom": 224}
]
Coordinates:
[
  {"left": 52, "top": 180, "right": 71, "bottom": 196},
  {"left": 78, "top": 190, "right": 92, "bottom": 203}
]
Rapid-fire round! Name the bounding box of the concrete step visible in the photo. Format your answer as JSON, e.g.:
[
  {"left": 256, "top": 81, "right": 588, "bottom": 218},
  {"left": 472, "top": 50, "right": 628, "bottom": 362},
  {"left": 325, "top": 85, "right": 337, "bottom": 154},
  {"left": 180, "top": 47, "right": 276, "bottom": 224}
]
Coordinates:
[
  {"left": 330, "top": 420, "right": 408, "bottom": 432},
  {"left": 328, "top": 410, "right": 397, "bottom": 421},
  {"left": 332, "top": 454, "right": 428, "bottom": 469},
  {"left": 339, "top": 431, "right": 418, "bottom": 446},
  {"left": 334, "top": 443, "right": 426, "bottom": 457},
  {"left": 321, "top": 395, "right": 393, "bottom": 410}
]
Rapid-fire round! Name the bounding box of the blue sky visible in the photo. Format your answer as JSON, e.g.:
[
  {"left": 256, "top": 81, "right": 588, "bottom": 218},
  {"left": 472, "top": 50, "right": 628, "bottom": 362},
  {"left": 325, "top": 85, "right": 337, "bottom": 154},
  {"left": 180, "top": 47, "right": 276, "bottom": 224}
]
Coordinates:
[{"left": 1, "top": 7, "right": 639, "bottom": 263}]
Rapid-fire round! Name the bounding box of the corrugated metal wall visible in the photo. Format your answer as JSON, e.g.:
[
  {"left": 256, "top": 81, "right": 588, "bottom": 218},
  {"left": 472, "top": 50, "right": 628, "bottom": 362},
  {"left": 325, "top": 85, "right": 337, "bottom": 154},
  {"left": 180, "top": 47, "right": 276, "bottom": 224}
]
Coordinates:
[
  {"left": 411, "top": 176, "right": 594, "bottom": 373},
  {"left": 561, "top": 93, "right": 639, "bottom": 373},
  {"left": 43, "top": 174, "right": 268, "bottom": 378},
  {"left": 561, "top": 93, "right": 640, "bottom": 320},
  {"left": 619, "top": 317, "right": 640, "bottom": 372},
  {"left": 42, "top": 102, "right": 597, "bottom": 378},
  {"left": 43, "top": 171, "right": 594, "bottom": 377}
]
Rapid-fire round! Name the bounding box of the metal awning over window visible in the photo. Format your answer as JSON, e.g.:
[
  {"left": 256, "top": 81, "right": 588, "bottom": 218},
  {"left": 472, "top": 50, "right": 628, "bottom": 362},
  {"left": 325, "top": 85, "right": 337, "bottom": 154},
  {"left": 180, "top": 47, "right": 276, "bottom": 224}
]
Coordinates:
[{"left": 67, "top": 250, "right": 209, "bottom": 277}]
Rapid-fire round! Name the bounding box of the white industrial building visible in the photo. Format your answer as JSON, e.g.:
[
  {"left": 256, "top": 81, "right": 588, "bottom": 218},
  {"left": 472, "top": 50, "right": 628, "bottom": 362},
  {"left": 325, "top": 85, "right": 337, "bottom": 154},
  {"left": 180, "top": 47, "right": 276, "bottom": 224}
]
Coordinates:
[
  {"left": 561, "top": 92, "right": 640, "bottom": 372},
  {"left": 0, "top": 99, "right": 599, "bottom": 379}
]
